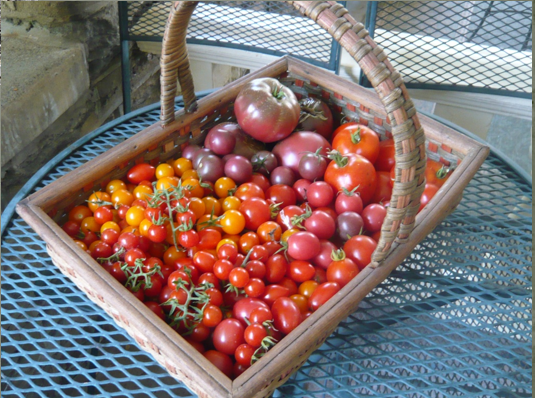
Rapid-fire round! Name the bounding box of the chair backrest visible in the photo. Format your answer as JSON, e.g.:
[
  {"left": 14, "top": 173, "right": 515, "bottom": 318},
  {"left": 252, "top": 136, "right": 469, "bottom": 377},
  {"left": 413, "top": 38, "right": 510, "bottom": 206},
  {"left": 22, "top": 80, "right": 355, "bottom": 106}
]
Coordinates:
[
  {"left": 360, "top": 1, "right": 532, "bottom": 98},
  {"left": 120, "top": 1, "right": 345, "bottom": 72}
]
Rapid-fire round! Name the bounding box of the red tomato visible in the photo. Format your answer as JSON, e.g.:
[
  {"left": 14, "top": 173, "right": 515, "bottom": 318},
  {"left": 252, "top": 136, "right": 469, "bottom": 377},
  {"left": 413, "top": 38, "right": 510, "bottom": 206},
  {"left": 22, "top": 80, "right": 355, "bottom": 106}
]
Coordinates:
[
  {"left": 287, "top": 260, "right": 315, "bottom": 283},
  {"left": 127, "top": 163, "right": 155, "bottom": 184},
  {"left": 212, "top": 318, "right": 245, "bottom": 356},
  {"left": 249, "top": 173, "right": 271, "bottom": 192},
  {"left": 235, "top": 182, "right": 265, "bottom": 201},
  {"left": 287, "top": 231, "right": 321, "bottom": 261},
  {"left": 234, "top": 344, "right": 256, "bottom": 367},
  {"left": 204, "top": 350, "right": 233, "bottom": 378},
  {"left": 308, "top": 282, "right": 341, "bottom": 311},
  {"left": 276, "top": 205, "right": 305, "bottom": 231},
  {"left": 262, "top": 284, "right": 291, "bottom": 307},
  {"left": 374, "top": 139, "right": 395, "bottom": 172},
  {"left": 303, "top": 210, "right": 335, "bottom": 240},
  {"left": 272, "top": 297, "right": 302, "bottom": 335},
  {"left": 343, "top": 235, "right": 377, "bottom": 270},
  {"left": 265, "top": 254, "right": 288, "bottom": 284},
  {"left": 419, "top": 183, "right": 440, "bottom": 212},
  {"left": 334, "top": 188, "right": 363, "bottom": 215},
  {"left": 332, "top": 123, "right": 380, "bottom": 164},
  {"left": 426, "top": 159, "right": 452, "bottom": 187},
  {"left": 232, "top": 298, "right": 270, "bottom": 325},
  {"left": 306, "top": 181, "right": 334, "bottom": 208},
  {"left": 239, "top": 198, "right": 271, "bottom": 231},
  {"left": 326, "top": 252, "right": 359, "bottom": 287},
  {"left": 371, "top": 171, "right": 393, "bottom": 204},
  {"left": 361, "top": 204, "right": 386, "bottom": 233},
  {"left": 265, "top": 184, "right": 297, "bottom": 209},
  {"left": 324, "top": 152, "right": 377, "bottom": 205},
  {"left": 234, "top": 77, "right": 300, "bottom": 143},
  {"left": 244, "top": 323, "right": 268, "bottom": 348}
]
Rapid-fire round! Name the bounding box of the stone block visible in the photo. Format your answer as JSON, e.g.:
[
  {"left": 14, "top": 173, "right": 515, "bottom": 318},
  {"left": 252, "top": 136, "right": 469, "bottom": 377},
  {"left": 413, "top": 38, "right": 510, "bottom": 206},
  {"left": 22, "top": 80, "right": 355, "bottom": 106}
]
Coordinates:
[{"left": 1, "top": 35, "right": 90, "bottom": 167}]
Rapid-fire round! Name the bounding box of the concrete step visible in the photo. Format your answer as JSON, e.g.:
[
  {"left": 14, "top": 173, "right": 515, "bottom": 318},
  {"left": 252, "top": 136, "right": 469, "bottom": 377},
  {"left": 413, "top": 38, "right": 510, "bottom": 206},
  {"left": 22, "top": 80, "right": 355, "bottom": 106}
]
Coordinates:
[{"left": 1, "top": 35, "right": 89, "bottom": 167}]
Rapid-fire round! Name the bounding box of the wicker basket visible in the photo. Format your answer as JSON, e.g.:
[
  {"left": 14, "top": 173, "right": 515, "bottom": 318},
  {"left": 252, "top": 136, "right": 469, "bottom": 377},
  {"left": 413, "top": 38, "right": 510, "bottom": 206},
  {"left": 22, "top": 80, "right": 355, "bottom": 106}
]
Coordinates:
[{"left": 16, "top": 2, "right": 489, "bottom": 397}]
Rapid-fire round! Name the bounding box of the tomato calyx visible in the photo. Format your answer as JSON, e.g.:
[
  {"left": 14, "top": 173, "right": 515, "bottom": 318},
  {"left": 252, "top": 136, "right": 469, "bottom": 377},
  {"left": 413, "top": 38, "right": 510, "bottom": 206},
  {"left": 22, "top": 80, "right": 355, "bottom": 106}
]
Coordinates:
[
  {"left": 327, "top": 150, "right": 349, "bottom": 168},
  {"left": 330, "top": 248, "right": 346, "bottom": 262},
  {"left": 251, "top": 335, "right": 279, "bottom": 365},
  {"left": 269, "top": 202, "right": 284, "bottom": 219},
  {"left": 350, "top": 127, "right": 362, "bottom": 144},
  {"left": 435, "top": 165, "right": 451, "bottom": 180},
  {"left": 298, "top": 98, "right": 328, "bottom": 124},
  {"left": 338, "top": 186, "right": 360, "bottom": 197},
  {"left": 86, "top": 197, "right": 114, "bottom": 209},
  {"left": 271, "top": 85, "right": 286, "bottom": 100},
  {"left": 177, "top": 219, "right": 195, "bottom": 232},
  {"left": 290, "top": 204, "right": 312, "bottom": 229}
]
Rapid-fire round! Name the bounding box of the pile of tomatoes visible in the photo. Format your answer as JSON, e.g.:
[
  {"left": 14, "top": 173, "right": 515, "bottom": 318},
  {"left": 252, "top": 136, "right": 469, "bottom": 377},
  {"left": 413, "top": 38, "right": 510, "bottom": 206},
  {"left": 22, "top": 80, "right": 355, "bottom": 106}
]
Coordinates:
[{"left": 60, "top": 77, "right": 451, "bottom": 379}]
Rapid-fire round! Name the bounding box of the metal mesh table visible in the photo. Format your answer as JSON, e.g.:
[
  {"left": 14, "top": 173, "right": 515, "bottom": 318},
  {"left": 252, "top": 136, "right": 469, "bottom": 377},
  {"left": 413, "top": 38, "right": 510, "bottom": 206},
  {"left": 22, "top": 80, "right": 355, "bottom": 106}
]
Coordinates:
[{"left": 1, "top": 95, "right": 532, "bottom": 397}]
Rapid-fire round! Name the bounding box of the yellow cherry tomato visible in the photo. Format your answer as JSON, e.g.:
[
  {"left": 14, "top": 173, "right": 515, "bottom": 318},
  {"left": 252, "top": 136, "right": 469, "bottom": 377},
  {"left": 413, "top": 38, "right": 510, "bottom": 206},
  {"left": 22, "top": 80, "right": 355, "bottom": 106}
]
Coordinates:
[
  {"left": 121, "top": 225, "right": 140, "bottom": 235},
  {"left": 221, "top": 196, "right": 241, "bottom": 212},
  {"left": 188, "top": 197, "right": 206, "bottom": 220},
  {"left": 156, "top": 163, "right": 175, "bottom": 179},
  {"left": 163, "top": 246, "right": 187, "bottom": 266},
  {"left": 106, "top": 179, "right": 127, "bottom": 195},
  {"left": 156, "top": 176, "right": 180, "bottom": 192},
  {"left": 125, "top": 205, "right": 146, "bottom": 227},
  {"left": 139, "top": 219, "right": 152, "bottom": 237},
  {"left": 216, "top": 238, "right": 238, "bottom": 251},
  {"left": 111, "top": 189, "right": 135, "bottom": 207},
  {"left": 100, "top": 221, "right": 121, "bottom": 234},
  {"left": 221, "top": 234, "right": 241, "bottom": 245},
  {"left": 182, "top": 178, "right": 204, "bottom": 198},
  {"left": 87, "top": 191, "right": 111, "bottom": 213},
  {"left": 290, "top": 294, "right": 309, "bottom": 314},
  {"left": 214, "top": 177, "right": 237, "bottom": 198},
  {"left": 172, "top": 157, "right": 193, "bottom": 177},
  {"left": 196, "top": 213, "right": 223, "bottom": 234},
  {"left": 202, "top": 196, "right": 222, "bottom": 216},
  {"left": 133, "top": 184, "right": 153, "bottom": 201},
  {"left": 81, "top": 216, "right": 101, "bottom": 234},
  {"left": 282, "top": 228, "right": 300, "bottom": 243},
  {"left": 181, "top": 169, "right": 198, "bottom": 180},
  {"left": 220, "top": 210, "right": 246, "bottom": 235}
]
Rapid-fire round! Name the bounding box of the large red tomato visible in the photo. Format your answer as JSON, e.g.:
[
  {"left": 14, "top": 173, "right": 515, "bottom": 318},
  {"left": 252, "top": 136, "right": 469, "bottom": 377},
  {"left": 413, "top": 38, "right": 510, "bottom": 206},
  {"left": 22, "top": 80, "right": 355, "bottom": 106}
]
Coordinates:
[
  {"left": 374, "top": 138, "right": 396, "bottom": 172},
  {"left": 234, "top": 78, "right": 300, "bottom": 143},
  {"left": 324, "top": 151, "right": 377, "bottom": 205},
  {"left": 331, "top": 123, "right": 380, "bottom": 164}
]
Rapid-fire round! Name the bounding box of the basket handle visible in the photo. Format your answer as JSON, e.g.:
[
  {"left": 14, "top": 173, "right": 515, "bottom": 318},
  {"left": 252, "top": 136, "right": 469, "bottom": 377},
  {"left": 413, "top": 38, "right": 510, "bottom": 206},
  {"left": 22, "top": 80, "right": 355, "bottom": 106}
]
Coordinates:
[{"left": 160, "top": 1, "right": 427, "bottom": 266}]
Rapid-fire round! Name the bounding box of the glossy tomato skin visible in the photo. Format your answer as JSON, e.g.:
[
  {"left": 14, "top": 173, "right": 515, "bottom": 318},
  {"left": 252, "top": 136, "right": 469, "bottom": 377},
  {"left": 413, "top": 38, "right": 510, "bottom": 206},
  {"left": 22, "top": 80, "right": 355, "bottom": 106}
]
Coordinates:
[
  {"left": 374, "top": 139, "right": 396, "bottom": 172},
  {"left": 232, "top": 298, "right": 269, "bottom": 325},
  {"left": 127, "top": 163, "right": 155, "bottom": 184},
  {"left": 272, "top": 297, "right": 302, "bottom": 335},
  {"left": 324, "top": 154, "right": 377, "bottom": 205},
  {"left": 311, "top": 240, "right": 338, "bottom": 269},
  {"left": 287, "top": 231, "right": 321, "bottom": 261},
  {"left": 204, "top": 350, "right": 233, "bottom": 378},
  {"left": 332, "top": 123, "right": 380, "bottom": 164},
  {"left": 272, "top": 132, "right": 331, "bottom": 173},
  {"left": 304, "top": 210, "right": 335, "bottom": 240},
  {"left": 425, "top": 160, "right": 451, "bottom": 187},
  {"left": 308, "top": 282, "right": 341, "bottom": 312},
  {"left": 371, "top": 171, "right": 393, "bottom": 204},
  {"left": 265, "top": 184, "right": 297, "bottom": 209},
  {"left": 419, "top": 183, "right": 440, "bottom": 212},
  {"left": 234, "top": 77, "right": 300, "bottom": 143},
  {"left": 343, "top": 235, "right": 377, "bottom": 270},
  {"left": 326, "top": 258, "right": 359, "bottom": 287},
  {"left": 212, "top": 318, "right": 245, "bottom": 356}
]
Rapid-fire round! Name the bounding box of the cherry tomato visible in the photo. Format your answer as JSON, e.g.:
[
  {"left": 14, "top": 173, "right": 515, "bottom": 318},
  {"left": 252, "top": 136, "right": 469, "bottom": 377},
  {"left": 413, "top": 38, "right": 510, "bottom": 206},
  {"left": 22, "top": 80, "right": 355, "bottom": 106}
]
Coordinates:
[
  {"left": 239, "top": 198, "right": 271, "bottom": 231},
  {"left": 220, "top": 210, "right": 246, "bottom": 235},
  {"left": 193, "top": 251, "right": 217, "bottom": 274},
  {"left": 232, "top": 298, "right": 270, "bottom": 325},
  {"left": 265, "top": 184, "right": 296, "bottom": 209},
  {"left": 343, "top": 235, "right": 377, "bottom": 270},
  {"left": 290, "top": 294, "right": 309, "bottom": 314},
  {"left": 272, "top": 297, "right": 302, "bottom": 335},
  {"left": 326, "top": 251, "right": 359, "bottom": 287},
  {"left": 127, "top": 163, "right": 155, "bottom": 184},
  {"left": 214, "top": 259, "right": 235, "bottom": 280},
  {"left": 299, "top": 280, "right": 319, "bottom": 298},
  {"left": 244, "top": 278, "right": 266, "bottom": 298},
  {"left": 250, "top": 307, "right": 273, "bottom": 324},
  {"left": 293, "top": 179, "right": 312, "bottom": 203},
  {"left": 178, "top": 229, "right": 199, "bottom": 248},
  {"left": 303, "top": 210, "right": 335, "bottom": 240},
  {"left": 362, "top": 204, "right": 386, "bottom": 233},
  {"left": 419, "top": 183, "right": 440, "bottom": 212},
  {"left": 217, "top": 243, "right": 238, "bottom": 263},
  {"left": 308, "top": 282, "right": 341, "bottom": 311},
  {"left": 374, "top": 139, "right": 395, "bottom": 172},
  {"left": 235, "top": 182, "right": 265, "bottom": 201},
  {"left": 287, "top": 231, "right": 320, "bottom": 261},
  {"left": 197, "top": 228, "right": 222, "bottom": 250},
  {"left": 244, "top": 323, "right": 268, "bottom": 348},
  {"left": 239, "top": 232, "right": 260, "bottom": 254},
  {"left": 68, "top": 205, "right": 93, "bottom": 224},
  {"left": 335, "top": 188, "right": 363, "bottom": 215},
  {"left": 235, "top": 344, "right": 256, "bottom": 367},
  {"left": 204, "top": 350, "right": 233, "bottom": 378},
  {"left": 214, "top": 177, "right": 237, "bottom": 198},
  {"left": 172, "top": 157, "right": 193, "bottom": 177},
  {"left": 276, "top": 205, "right": 305, "bottom": 231},
  {"left": 249, "top": 173, "right": 271, "bottom": 192},
  {"left": 287, "top": 260, "right": 315, "bottom": 283},
  {"left": 262, "top": 284, "right": 290, "bottom": 307},
  {"left": 265, "top": 254, "right": 288, "bottom": 284},
  {"left": 203, "top": 304, "right": 223, "bottom": 328}
]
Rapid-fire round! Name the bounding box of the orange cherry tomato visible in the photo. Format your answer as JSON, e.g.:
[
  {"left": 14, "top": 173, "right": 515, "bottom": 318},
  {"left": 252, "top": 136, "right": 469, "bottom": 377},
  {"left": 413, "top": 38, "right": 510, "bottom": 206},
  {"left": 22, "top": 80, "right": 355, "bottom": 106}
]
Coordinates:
[
  {"left": 239, "top": 232, "right": 260, "bottom": 254},
  {"left": 106, "top": 179, "right": 127, "bottom": 195},
  {"left": 221, "top": 196, "right": 241, "bottom": 211},
  {"left": 214, "top": 177, "right": 237, "bottom": 198},
  {"left": 188, "top": 197, "right": 206, "bottom": 219},
  {"left": 87, "top": 191, "right": 112, "bottom": 213},
  {"left": 111, "top": 189, "right": 135, "bottom": 207},
  {"left": 182, "top": 178, "right": 204, "bottom": 198},
  {"left": 234, "top": 183, "right": 265, "bottom": 201},
  {"left": 172, "top": 157, "right": 193, "bottom": 177},
  {"left": 220, "top": 210, "right": 246, "bottom": 235},
  {"left": 155, "top": 163, "right": 175, "bottom": 179},
  {"left": 202, "top": 196, "right": 222, "bottom": 216},
  {"left": 257, "top": 221, "right": 282, "bottom": 243},
  {"left": 68, "top": 205, "right": 93, "bottom": 224}
]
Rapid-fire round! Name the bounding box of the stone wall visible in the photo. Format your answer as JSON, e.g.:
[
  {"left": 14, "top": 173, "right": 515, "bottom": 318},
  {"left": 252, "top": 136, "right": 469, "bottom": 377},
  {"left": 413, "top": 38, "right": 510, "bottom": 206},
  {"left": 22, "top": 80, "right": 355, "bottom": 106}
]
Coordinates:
[{"left": 1, "top": 1, "right": 162, "bottom": 210}]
